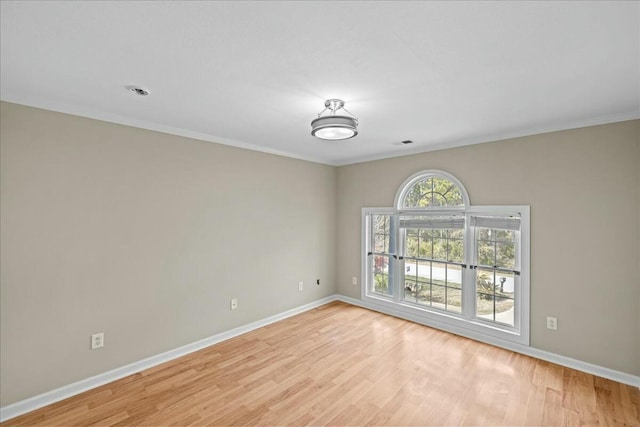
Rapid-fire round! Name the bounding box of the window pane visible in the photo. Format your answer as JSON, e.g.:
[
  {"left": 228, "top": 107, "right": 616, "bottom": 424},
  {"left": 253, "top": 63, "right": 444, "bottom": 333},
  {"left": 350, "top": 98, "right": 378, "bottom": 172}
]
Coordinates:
[
  {"left": 496, "top": 242, "right": 515, "bottom": 269},
  {"left": 476, "top": 291, "right": 493, "bottom": 320},
  {"left": 416, "top": 283, "right": 430, "bottom": 306},
  {"left": 373, "top": 215, "right": 390, "bottom": 253},
  {"left": 421, "top": 232, "right": 433, "bottom": 258},
  {"left": 402, "top": 176, "right": 465, "bottom": 208},
  {"left": 477, "top": 228, "right": 492, "bottom": 241},
  {"left": 477, "top": 238, "right": 495, "bottom": 267},
  {"left": 447, "top": 289, "right": 462, "bottom": 313},
  {"left": 373, "top": 273, "right": 391, "bottom": 296},
  {"left": 476, "top": 268, "right": 495, "bottom": 320},
  {"left": 404, "top": 259, "right": 418, "bottom": 280},
  {"left": 449, "top": 228, "right": 464, "bottom": 239},
  {"left": 404, "top": 280, "right": 416, "bottom": 302},
  {"left": 404, "top": 178, "right": 431, "bottom": 208},
  {"left": 477, "top": 291, "right": 516, "bottom": 326},
  {"left": 495, "top": 296, "right": 515, "bottom": 326},
  {"left": 416, "top": 260, "right": 432, "bottom": 306},
  {"left": 429, "top": 284, "right": 446, "bottom": 309},
  {"left": 410, "top": 260, "right": 430, "bottom": 306},
  {"left": 448, "top": 238, "right": 464, "bottom": 263},
  {"left": 433, "top": 193, "right": 447, "bottom": 206},
  {"left": 432, "top": 261, "right": 447, "bottom": 286},
  {"left": 443, "top": 184, "right": 463, "bottom": 206},
  {"left": 495, "top": 271, "right": 515, "bottom": 297},
  {"left": 403, "top": 259, "right": 419, "bottom": 302},
  {"left": 433, "top": 236, "right": 447, "bottom": 261},
  {"left": 477, "top": 227, "right": 517, "bottom": 269},
  {"left": 374, "top": 235, "right": 386, "bottom": 253},
  {"left": 405, "top": 229, "right": 419, "bottom": 257},
  {"left": 373, "top": 254, "right": 388, "bottom": 274},
  {"left": 476, "top": 268, "right": 495, "bottom": 300},
  {"left": 476, "top": 268, "right": 515, "bottom": 327},
  {"left": 428, "top": 262, "right": 448, "bottom": 311},
  {"left": 447, "top": 264, "right": 462, "bottom": 290},
  {"left": 372, "top": 255, "right": 391, "bottom": 296},
  {"left": 417, "top": 260, "right": 431, "bottom": 281},
  {"left": 445, "top": 264, "right": 462, "bottom": 313}
]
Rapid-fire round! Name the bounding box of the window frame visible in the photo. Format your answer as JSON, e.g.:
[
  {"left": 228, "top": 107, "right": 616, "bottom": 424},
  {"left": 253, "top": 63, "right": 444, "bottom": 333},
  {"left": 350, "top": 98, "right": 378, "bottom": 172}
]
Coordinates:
[{"left": 361, "top": 171, "right": 530, "bottom": 346}]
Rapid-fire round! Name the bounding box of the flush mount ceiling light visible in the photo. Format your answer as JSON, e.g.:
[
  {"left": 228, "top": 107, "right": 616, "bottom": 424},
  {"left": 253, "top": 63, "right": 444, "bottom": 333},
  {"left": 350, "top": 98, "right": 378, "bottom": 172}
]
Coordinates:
[{"left": 311, "top": 99, "right": 358, "bottom": 141}]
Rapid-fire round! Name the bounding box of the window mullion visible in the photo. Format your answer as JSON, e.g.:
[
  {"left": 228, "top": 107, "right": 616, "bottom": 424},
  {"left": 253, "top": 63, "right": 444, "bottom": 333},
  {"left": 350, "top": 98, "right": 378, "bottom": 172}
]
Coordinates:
[
  {"left": 513, "top": 231, "right": 521, "bottom": 331},
  {"left": 390, "top": 214, "right": 401, "bottom": 301},
  {"left": 462, "top": 214, "right": 475, "bottom": 319}
]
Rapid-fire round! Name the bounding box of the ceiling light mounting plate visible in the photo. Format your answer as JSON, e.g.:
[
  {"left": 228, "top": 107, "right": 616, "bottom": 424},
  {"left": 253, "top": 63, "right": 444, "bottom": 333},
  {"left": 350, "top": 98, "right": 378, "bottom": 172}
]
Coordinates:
[{"left": 323, "top": 98, "right": 345, "bottom": 112}]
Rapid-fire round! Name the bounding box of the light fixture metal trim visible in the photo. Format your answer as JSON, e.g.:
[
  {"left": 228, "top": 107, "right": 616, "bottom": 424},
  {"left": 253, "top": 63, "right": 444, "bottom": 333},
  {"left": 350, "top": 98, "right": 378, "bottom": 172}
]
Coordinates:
[{"left": 311, "top": 99, "right": 358, "bottom": 141}]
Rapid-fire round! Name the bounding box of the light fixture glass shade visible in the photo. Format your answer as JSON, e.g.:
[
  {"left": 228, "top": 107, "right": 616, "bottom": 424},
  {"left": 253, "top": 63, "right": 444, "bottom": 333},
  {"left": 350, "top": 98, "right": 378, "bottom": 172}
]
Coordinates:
[
  {"left": 311, "top": 115, "right": 358, "bottom": 140},
  {"left": 311, "top": 99, "right": 358, "bottom": 141}
]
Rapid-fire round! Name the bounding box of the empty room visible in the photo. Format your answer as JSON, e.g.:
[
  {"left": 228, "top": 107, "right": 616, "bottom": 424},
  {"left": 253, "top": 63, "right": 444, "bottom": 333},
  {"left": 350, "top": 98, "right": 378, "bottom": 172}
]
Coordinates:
[{"left": 1, "top": 1, "right": 638, "bottom": 426}]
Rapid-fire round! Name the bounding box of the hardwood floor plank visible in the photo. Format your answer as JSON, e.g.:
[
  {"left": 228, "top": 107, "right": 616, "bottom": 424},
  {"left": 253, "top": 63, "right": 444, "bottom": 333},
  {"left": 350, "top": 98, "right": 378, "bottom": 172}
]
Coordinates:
[{"left": 3, "top": 302, "right": 639, "bottom": 426}]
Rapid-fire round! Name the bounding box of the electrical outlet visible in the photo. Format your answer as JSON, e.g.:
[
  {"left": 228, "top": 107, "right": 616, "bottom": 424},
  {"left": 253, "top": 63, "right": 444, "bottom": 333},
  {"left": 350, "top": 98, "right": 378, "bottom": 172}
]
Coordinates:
[
  {"left": 231, "top": 299, "right": 238, "bottom": 310},
  {"left": 352, "top": 276, "right": 358, "bottom": 286},
  {"left": 298, "top": 282, "right": 304, "bottom": 291},
  {"left": 91, "top": 332, "right": 104, "bottom": 350},
  {"left": 546, "top": 317, "right": 558, "bottom": 330}
]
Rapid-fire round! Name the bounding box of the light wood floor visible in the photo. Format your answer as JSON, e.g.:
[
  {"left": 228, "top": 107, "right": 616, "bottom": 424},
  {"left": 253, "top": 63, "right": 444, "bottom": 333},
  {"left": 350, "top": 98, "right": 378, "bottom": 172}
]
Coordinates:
[{"left": 4, "top": 302, "right": 639, "bottom": 426}]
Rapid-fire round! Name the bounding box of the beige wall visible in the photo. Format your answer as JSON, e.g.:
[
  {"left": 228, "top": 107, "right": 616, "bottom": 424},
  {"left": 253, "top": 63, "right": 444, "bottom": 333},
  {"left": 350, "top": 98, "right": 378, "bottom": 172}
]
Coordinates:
[
  {"left": 0, "top": 102, "right": 337, "bottom": 405},
  {"left": 336, "top": 120, "right": 640, "bottom": 376},
  {"left": 1, "top": 101, "right": 638, "bottom": 407}
]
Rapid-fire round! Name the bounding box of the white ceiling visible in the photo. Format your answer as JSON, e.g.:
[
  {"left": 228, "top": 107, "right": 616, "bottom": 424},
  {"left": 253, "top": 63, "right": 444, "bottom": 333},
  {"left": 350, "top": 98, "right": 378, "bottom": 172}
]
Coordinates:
[{"left": 1, "top": 1, "right": 638, "bottom": 166}]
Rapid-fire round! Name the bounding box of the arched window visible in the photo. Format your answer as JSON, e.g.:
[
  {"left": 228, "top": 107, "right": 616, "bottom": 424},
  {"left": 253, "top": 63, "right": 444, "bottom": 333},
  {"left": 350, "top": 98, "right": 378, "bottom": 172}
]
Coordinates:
[
  {"left": 362, "top": 169, "right": 530, "bottom": 346},
  {"left": 395, "top": 170, "right": 470, "bottom": 210}
]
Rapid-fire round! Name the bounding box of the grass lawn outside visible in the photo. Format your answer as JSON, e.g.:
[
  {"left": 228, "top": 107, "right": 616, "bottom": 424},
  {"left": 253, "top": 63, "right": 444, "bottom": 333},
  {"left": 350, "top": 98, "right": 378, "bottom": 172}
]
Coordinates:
[{"left": 375, "top": 274, "right": 514, "bottom": 316}]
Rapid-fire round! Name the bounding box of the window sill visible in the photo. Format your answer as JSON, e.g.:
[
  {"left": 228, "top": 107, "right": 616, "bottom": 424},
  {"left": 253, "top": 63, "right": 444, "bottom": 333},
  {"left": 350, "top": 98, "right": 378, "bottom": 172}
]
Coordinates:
[{"left": 362, "top": 293, "right": 529, "bottom": 346}]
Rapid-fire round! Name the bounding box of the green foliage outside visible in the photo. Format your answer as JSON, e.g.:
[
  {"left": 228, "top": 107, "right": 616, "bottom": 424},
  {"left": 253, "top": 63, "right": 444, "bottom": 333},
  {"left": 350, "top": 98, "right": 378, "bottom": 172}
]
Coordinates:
[
  {"left": 477, "top": 228, "right": 516, "bottom": 269},
  {"left": 405, "top": 228, "right": 463, "bottom": 263},
  {"left": 403, "top": 273, "right": 513, "bottom": 315},
  {"left": 404, "top": 177, "right": 464, "bottom": 208},
  {"left": 374, "top": 273, "right": 389, "bottom": 294}
]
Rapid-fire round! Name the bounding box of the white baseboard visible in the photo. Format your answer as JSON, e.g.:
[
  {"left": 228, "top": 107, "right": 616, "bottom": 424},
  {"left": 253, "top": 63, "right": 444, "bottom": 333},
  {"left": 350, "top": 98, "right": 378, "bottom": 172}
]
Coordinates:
[
  {"left": 0, "top": 295, "right": 336, "bottom": 422},
  {"left": 334, "top": 294, "right": 640, "bottom": 389},
  {"left": 2, "top": 293, "right": 638, "bottom": 422}
]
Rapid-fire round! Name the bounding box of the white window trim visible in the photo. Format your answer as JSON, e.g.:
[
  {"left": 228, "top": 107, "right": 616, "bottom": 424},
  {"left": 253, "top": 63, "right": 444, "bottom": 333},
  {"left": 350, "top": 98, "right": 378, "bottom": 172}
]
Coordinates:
[{"left": 361, "top": 203, "right": 530, "bottom": 346}]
